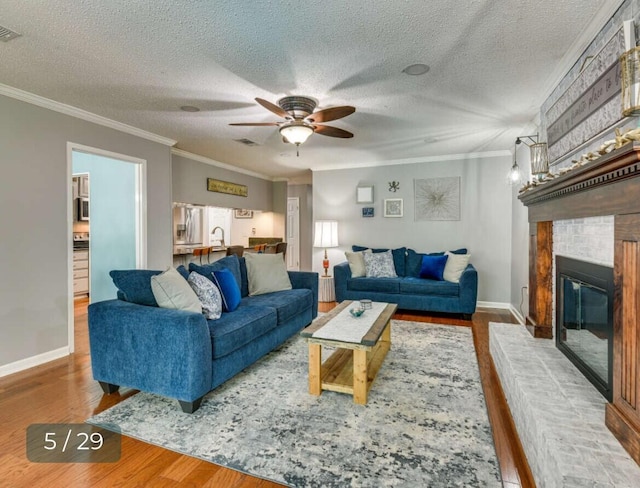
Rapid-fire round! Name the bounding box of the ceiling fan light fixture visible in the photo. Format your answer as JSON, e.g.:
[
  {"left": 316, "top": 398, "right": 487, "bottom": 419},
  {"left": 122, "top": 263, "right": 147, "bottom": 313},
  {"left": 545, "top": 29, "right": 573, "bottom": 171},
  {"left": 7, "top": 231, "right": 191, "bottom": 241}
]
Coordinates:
[{"left": 279, "top": 122, "right": 314, "bottom": 145}]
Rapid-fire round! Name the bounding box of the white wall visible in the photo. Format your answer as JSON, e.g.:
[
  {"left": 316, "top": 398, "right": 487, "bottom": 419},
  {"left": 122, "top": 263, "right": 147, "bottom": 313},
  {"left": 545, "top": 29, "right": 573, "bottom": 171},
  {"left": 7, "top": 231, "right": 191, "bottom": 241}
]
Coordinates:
[
  {"left": 510, "top": 143, "right": 531, "bottom": 322},
  {"left": 0, "top": 94, "right": 173, "bottom": 372},
  {"left": 313, "top": 154, "right": 513, "bottom": 303}
]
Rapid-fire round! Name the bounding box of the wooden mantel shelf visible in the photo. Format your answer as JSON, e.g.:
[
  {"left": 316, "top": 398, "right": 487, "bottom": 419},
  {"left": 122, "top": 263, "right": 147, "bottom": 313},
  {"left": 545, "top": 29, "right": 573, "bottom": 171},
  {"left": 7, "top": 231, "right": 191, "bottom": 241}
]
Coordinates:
[
  {"left": 518, "top": 141, "right": 640, "bottom": 466},
  {"left": 519, "top": 143, "right": 640, "bottom": 222}
]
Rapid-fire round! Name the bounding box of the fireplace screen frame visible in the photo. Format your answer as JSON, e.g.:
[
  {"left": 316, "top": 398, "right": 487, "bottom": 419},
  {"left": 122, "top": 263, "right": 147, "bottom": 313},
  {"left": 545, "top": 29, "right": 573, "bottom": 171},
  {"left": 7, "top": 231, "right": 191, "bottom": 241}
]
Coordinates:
[{"left": 555, "top": 255, "right": 613, "bottom": 401}]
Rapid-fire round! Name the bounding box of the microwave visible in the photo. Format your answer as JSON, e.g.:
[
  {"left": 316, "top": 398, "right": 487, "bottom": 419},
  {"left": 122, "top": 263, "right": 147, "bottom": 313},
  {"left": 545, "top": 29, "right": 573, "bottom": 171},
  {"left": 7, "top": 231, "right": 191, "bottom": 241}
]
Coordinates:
[{"left": 78, "top": 197, "right": 90, "bottom": 221}]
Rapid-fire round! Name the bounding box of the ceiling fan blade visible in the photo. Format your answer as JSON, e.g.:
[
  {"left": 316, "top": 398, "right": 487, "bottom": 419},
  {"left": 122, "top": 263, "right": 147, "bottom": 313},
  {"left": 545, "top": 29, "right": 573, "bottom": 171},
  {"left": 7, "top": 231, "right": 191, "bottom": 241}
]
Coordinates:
[
  {"left": 313, "top": 124, "right": 354, "bottom": 138},
  {"left": 306, "top": 106, "right": 355, "bottom": 123},
  {"left": 229, "top": 122, "right": 281, "bottom": 126},
  {"left": 255, "top": 98, "right": 291, "bottom": 119}
]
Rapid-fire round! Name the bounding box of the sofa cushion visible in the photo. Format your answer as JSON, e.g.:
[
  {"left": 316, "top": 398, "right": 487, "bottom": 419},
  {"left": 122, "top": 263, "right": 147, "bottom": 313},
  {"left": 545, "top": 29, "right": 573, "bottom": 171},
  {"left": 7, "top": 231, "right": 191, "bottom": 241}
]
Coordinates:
[
  {"left": 364, "top": 250, "right": 397, "bottom": 278},
  {"left": 406, "top": 248, "right": 468, "bottom": 277},
  {"left": 244, "top": 253, "right": 292, "bottom": 296},
  {"left": 212, "top": 268, "right": 241, "bottom": 313},
  {"left": 348, "top": 277, "right": 401, "bottom": 293},
  {"left": 110, "top": 269, "right": 162, "bottom": 306},
  {"left": 399, "top": 277, "right": 460, "bottom": 297},
  {"left": 240, "top": 288, "right": 313, "bottom": 325},
  {"left": 151, "top": 267, "right": 202, "bottom": 313},
  {"left": 189, "top": 255, "right": 241, "bottom": 290},
  {"left": 207, "top": 305, "right": 277, "bottom": 359},
  {"left": 188, "top": 271, "right": 222, "bottom": 320},
  {"left": 420, "top": 254, "right": 448, "bottom": 281},
  {"left": 353, "top": 246, "right": 406, "bottom": 276}
]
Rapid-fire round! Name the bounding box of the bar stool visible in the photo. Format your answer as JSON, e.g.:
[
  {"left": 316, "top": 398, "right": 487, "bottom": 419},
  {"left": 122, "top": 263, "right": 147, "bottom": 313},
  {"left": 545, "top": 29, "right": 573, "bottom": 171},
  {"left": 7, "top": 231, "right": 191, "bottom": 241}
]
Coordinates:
[
  {"left": 226, "top": 245, "right": 244, "bottom": 257},
  {"left": 193, "top": 247, "right": 211, "bottom": 264}
]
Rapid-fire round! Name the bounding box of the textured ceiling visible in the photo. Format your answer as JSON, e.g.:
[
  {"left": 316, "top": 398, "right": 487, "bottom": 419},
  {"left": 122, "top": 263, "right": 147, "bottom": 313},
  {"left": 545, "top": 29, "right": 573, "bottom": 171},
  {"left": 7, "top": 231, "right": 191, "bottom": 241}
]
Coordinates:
[{"left": 0, "top": 0, "right": 622, "bottom": 181}]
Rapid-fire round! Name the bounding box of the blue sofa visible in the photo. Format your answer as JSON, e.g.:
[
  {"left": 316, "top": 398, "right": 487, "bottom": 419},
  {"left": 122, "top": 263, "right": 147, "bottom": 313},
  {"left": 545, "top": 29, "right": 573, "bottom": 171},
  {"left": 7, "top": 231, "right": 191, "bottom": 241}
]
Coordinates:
[
  {"left": 334, "top": 247, "right": 477, "bottom": 318},
  {"left": 88, "top": 255, "right": 318, "bottom": 413}
]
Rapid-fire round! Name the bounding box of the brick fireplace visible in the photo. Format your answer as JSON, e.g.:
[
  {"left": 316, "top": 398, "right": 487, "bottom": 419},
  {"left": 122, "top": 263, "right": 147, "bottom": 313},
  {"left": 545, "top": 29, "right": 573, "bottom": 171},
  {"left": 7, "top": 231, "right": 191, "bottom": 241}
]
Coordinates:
[{"left": 519, "top": 142, "right": 640, "bottom": 465}]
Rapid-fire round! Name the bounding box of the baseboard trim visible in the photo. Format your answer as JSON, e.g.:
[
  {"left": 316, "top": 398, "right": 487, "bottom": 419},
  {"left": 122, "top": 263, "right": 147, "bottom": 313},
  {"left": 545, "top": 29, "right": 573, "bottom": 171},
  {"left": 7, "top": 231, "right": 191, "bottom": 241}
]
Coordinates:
[
  {"left": 508, "top": 304, "right": 526, "bottom": 325},
  {"left": 476, "top": 301, "right": 510, "bottom": 310},
  {"left": 0, "top": 347, "right": 69, "bottom": 378}
]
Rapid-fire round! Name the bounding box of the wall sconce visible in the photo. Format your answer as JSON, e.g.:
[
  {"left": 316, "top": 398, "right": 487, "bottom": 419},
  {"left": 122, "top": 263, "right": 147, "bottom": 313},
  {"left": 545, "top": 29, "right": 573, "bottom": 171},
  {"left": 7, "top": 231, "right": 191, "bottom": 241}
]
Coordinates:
[
  {"left": 508, "top": 140, "right": 522, "bottom": 185},
  {"left": 514, "top": 134, "right": 549, "bottom": 181}
]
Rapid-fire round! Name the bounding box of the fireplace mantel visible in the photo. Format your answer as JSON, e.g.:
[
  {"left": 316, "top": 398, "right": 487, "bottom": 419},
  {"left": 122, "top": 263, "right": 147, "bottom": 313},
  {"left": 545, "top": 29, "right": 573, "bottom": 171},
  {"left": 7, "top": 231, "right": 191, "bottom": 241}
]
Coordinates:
[
  {"left": 520, "top": 142, "right": 640, "bottom": 222},
  {"left": 519, "top": 142, "right": 640, "bottom": 465}
]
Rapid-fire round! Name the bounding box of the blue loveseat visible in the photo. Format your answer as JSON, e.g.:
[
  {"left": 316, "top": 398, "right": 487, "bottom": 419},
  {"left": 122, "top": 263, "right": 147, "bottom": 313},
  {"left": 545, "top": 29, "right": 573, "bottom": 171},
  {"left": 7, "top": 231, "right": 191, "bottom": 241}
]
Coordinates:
[
  {"left": 88, "top": 255, "right": 318, "bottom": 413},
  {"left": 334, "top": 247, "right": 477, "bottom": 318}
]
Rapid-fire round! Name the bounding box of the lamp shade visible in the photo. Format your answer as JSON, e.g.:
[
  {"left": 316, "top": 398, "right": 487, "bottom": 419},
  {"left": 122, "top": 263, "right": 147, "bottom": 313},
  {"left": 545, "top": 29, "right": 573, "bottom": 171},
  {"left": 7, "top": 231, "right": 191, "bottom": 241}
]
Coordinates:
[
  {"left": 313, "top": 220, "right": 339, "bottom": 248},
  {"left": 280, "top": 122, "right": 314, "bottom": 145}
]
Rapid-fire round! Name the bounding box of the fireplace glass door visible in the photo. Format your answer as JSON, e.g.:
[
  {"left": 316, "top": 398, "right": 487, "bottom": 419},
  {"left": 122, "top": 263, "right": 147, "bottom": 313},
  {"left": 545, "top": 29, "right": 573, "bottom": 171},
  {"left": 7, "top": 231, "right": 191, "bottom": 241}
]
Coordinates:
[{"left": 556, "top": 256, "right": 613, "bottom": 401}]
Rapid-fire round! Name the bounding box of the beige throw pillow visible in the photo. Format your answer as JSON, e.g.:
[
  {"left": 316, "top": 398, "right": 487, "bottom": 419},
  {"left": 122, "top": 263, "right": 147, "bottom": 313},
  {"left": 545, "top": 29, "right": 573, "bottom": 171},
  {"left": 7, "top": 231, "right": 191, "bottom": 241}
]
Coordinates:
[
  {"left": 245, "top": 253, "right": 292, "bottom": 296},
  {"left": 443, "top": 252, "right": 471, "bottom": 283},
  {"left": 345, "top": 249, "right": 371, "bottom": 277},
  {"left": 151, "top": 267, "right": 202, "bottom": 313}
]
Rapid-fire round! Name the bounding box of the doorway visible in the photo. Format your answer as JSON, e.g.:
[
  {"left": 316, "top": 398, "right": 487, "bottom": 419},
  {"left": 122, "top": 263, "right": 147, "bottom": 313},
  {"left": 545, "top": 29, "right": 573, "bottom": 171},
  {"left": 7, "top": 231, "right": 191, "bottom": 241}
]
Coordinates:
[
  {"left": 287, "top": 197, "right": 300, "bottom": 270},
  {"left": 67, "top": 143, "right": 146, "bottom": 353}
]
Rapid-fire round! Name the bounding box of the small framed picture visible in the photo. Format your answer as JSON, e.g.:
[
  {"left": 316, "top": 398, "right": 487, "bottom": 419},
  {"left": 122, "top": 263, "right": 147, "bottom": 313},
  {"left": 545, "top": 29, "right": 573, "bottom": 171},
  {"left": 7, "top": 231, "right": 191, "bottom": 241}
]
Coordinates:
[
  {"left": 356, "top": 186, "right": 374, "bottom": 203},
  {"left": 362, "top": 207, "right": 374, "bottom": 218},
  {"left": 384, "top": 198, "right": 403, "bottom": 218},
  {"left": 234, "top": 209, "right": 253, "bottom": 219}
]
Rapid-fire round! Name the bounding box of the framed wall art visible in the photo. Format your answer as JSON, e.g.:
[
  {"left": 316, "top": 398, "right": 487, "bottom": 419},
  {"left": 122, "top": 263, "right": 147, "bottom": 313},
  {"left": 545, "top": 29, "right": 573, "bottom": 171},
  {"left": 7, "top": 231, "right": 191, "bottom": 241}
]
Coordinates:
[
  {"left": 356, "top": 186, "right": 374, "bottom": 203},
  {"left": 362, "top": 207, "right": 374, "bottom": 218},
  {"left": 383, "top": 198, "right": 403, "bottom": 218},
  {"left": 234, "top": 209, "right": 253, "bottom": 219},
  {"left": 414, "top": 177, "right": 460, "bottom": 221}
]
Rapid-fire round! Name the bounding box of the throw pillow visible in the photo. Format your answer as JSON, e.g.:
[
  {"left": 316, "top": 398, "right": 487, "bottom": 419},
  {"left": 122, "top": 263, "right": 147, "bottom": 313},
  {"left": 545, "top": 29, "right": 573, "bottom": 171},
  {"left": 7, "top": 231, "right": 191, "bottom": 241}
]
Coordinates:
[
  {"left": 188, "top": 272, "right": 222, "bottom": 320},
  {"left": 363, "top": 250, "right": 397, "bottom": 278},
  {"left": 244, "top": 252, "right": 292, "bottom": 296},
  {"left": 211, "top": 268, "right": 241, "bottom": 312},
  {"left": 189, "top": 254, "right": 242, "bottom": 290},
  {"left": 443, "top": 252, "right": 471, "bottom": 283},
  {"left": 419, "top": 255, "right": 448, "bottom": 281},
  {"left": 150, "top": 267, "right": 202, "bottom": 313},
  {"left": 352, "top": 245, "right": 406, "bottom": 276},
  {"left": 345, "top": 249, "right": 371, "bottom": 277}
]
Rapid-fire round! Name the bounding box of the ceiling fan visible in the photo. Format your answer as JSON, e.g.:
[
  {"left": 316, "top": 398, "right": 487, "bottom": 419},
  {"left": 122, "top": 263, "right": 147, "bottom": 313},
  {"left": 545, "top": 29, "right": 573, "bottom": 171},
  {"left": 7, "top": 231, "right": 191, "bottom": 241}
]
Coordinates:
[{"left": 230, "top": 96, "right": 355, "bottom": 155}]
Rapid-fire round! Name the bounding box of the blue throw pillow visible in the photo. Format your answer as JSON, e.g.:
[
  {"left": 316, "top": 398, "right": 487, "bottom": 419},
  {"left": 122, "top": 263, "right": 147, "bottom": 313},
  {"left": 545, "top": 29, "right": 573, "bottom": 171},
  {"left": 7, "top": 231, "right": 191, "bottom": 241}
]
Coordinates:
[
  {"left": 419, "top": 255, "right": 448, "bottom": 281},
  {"left": 212, "top": 268, "right": 241, "bottom": 312},
  {"left": 189, "top": 255, "right": 242, "bottom": 290},
  {"left": 176, "top": 265, "right": 190, "bottom": 280}
]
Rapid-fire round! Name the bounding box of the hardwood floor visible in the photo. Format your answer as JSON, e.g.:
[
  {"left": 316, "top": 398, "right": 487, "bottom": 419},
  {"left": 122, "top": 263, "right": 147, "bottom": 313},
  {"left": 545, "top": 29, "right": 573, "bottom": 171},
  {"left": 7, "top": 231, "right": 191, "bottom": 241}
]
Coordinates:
[{"left": 0, "top": 299, "right": 534, "bottom": 487}]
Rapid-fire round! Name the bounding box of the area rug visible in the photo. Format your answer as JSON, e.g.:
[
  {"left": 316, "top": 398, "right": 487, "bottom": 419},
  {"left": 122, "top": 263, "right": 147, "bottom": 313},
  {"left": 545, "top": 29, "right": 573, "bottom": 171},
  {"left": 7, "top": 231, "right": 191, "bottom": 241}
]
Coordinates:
[{"left": 87, "top": 321, "right": 501, "bottom": 487}]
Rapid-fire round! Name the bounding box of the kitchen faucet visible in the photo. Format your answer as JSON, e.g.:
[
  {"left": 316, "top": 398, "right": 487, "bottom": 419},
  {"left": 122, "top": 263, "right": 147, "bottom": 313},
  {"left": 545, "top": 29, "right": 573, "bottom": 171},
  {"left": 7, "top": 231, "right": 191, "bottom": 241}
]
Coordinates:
[{"left": 211, "top": 226, "right": 225, "bottom": 247}]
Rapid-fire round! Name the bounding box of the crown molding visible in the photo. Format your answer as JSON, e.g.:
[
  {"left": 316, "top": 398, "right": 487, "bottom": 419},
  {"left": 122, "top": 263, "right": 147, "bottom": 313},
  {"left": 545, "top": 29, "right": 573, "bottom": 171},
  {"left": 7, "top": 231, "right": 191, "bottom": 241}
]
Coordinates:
[
  {"left": 311, "top": 150, "right": 511, "bottom": 172},
  {"left": 0, "top": 83, "right": 177, "bottom": 146},
  {"left": 171, "top": 148, "right": 275, "bottom": 181}
]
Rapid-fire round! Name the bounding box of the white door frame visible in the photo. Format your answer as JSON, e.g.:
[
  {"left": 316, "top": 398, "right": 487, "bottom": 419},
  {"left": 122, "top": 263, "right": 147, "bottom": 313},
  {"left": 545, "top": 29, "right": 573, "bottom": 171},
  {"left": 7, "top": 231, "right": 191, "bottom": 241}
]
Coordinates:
[
  {"left": 287, "top": 197, "right": 300, "bottom": 270},
  {"left": 66, "top": 142, "right": 147, "bottom": 353}
]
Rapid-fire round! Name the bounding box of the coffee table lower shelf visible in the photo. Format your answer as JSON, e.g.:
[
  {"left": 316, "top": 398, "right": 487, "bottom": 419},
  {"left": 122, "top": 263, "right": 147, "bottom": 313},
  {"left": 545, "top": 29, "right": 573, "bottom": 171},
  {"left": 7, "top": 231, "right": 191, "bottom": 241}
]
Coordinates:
[{"left": 308, "top": 321, "right": 391, "bottom": 404}]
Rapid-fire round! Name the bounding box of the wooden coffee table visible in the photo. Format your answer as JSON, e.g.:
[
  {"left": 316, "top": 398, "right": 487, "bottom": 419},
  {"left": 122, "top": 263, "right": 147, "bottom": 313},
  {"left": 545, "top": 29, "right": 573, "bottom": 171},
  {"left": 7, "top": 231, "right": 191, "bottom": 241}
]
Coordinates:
[{"left": 300, "top": 300, "right": 397, "bottom": 404}]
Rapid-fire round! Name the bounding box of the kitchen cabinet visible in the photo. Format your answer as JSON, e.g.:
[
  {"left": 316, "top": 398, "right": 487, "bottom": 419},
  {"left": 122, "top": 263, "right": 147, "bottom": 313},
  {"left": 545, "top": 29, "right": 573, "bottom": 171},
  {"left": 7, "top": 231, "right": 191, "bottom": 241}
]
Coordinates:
[
  {"left": 73, "top": 250, "right": 89, "bottom": 296},
  {"left": 78, "top": 175, "right": 89, "bottom": 197}
]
